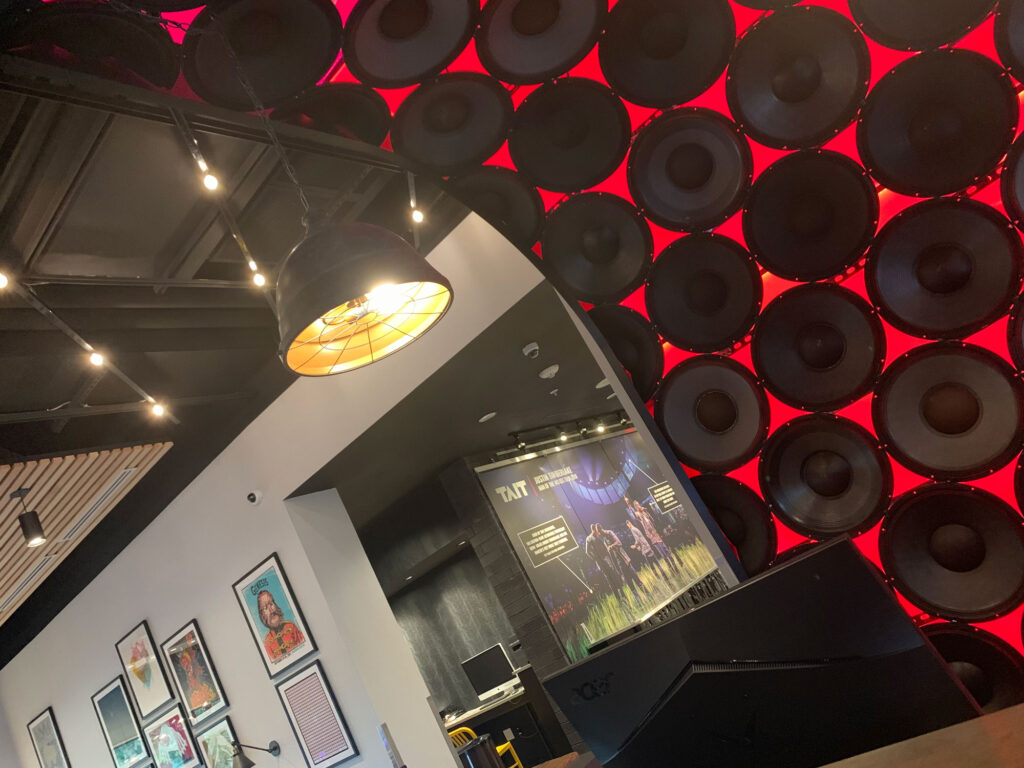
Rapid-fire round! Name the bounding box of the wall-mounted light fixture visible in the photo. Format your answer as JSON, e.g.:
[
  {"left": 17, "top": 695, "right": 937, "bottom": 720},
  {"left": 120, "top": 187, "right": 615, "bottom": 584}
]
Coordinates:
[{"left": 231, "top": 740, "right": 280, "bottom": 768}]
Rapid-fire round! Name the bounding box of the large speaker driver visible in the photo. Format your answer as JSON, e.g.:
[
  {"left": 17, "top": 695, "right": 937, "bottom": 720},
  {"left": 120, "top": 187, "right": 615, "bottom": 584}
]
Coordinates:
[
  {"left": 923, "top": 623, "right": 1024, "bottom": 714},
  {"left": 5, "top": 2, "right": 179, "bottom": 89},
  {"left": 691, "top": 474, "right": 776, "bottom": 577},
  {"left": 598, "top": 0, "right": 734, "bottom": 109},
  {"left": 654, "top": 355, "right": 770, "bottom": 473},
  {"left": 880, "top": 483, "right": 1024, "bottom": 621},
  {"left": 850, "top": 0, "right": 995, "bottom": 52},
  {"left": 476, "top": 0, "right": 605, "bottom": 84},
  {"left": 752, "top": 283, "right": 885, "bottom": 412},
  {"left": 866, "top": 199, "right": 1023, "bottom": 340},
  {"left": 509, "top": 78, "right": 630, "bottom": 194},
  {"left": 272, "top": 83, "right": 391, "bottom": 146},
  {"left": 1008, "top": 292, "right": 1024, "bottom": 371},
  {"left": 391, "top": 73, "right": 512, "bottom": 176},
  {"left": 541, "top": 193, "right": 653, "bottom": 305},
  {"left": 587, "top": 305, "right": 663, "bottom": 402},
  {"left": 342, "top": 0, "right": 477, "bottom": 88},
  {"left": 857, "top": 50, "right": 1017, "bottom": 198},
  {"left": 1000, "top": 134, "right": 1024, "bottom": 231},
  {"left": 872, "top": 343, "right": 1024, "bottom": 481},
  {"left": 628, "top": 108, "right": 752, "bottom": 232},
  {"left": 726, "top": 6, "right": 869, "bottom": 150},
  {"left": 732, "top": 0, "right": 801, "bottom": 7},
  {"left": 120, "top": 0, "right": 204, "bottom": 11},
  {"left": 759, "top": 414, "right": 891, "bottom": 540},
  {"left": 645, "top": 234, "right": 761, "bottom": 353},
  {"left": 742, "top": 150, "right": 877, "bottom": 282},
  {"left": 183, "top": 0, "right": 342, "bottom": 110},
  {"left": 448, "top": 167, "right": 543, "bottom": 251},
  {"left": 996, "top": 0, "right": 1024, "bottom": 84}
]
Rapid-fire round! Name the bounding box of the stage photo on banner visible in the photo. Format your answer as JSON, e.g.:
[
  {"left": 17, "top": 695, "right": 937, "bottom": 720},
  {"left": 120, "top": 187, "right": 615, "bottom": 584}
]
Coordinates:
[{"left": 478, "top": 430, "right": 736, "bottom": 660}]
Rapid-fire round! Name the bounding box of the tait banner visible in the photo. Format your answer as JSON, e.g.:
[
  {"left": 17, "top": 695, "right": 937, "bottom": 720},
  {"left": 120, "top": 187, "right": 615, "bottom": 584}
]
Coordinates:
[{"left": 478, "top": 431, "right": 736, "bottom": 660}]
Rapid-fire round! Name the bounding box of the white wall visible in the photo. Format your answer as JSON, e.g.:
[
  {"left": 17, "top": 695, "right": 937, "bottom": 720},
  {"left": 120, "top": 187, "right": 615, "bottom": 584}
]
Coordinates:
[{"left": 0, "top": 215, "right": 543, "bottom": 768}]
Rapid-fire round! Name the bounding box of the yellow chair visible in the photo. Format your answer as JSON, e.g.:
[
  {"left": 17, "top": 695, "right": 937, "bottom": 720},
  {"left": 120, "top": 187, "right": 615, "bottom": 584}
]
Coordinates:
[{"left": 449, "top": 726, "right": 525, "bottom": 768}]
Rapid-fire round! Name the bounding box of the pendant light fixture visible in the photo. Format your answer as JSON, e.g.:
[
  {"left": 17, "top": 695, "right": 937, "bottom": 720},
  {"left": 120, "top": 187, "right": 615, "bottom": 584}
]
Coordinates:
[
  {"left": 277, "top": 222, "right": 452, "bottom": 376},
  {"left": 11, "top": 489, "right": 45, "bottom": 548}
]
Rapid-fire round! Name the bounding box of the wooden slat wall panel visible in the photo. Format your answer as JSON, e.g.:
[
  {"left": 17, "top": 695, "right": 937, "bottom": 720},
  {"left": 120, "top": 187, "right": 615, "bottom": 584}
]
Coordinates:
[{"left": 0, "top": 442, "right": 172, "bottom": 625}]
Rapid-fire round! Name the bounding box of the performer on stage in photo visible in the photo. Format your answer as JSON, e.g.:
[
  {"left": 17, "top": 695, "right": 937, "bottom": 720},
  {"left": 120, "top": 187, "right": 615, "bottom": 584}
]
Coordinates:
[
  {"left": 585, "top": 523, "right": 626, "bottom": 597},
  {"left": 632, "top": 499, "right": 684, "bottom": 576},
  {"left": 596, "top": 524, "right": 648, "bottom": 597},
  {"left": 627, "top": 519, "right": 672, "bottom": 580}
]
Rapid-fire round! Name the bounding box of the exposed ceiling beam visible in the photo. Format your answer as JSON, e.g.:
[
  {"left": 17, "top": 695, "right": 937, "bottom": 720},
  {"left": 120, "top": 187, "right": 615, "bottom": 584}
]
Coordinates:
[
  {"left": 0, "top": 391, "right": 253, "bottom": 425},
  {"left": 50, "top": 368, "right": 104, "bottom": 434},
  {"left": 22, "top": 275, "right": 254, "bottom": 290},
  {"left": 0, "top": 326, "right": 276, "bottom": 356},
  {"left": 0, "top": 307, "right": 275, "bottom": 332}
]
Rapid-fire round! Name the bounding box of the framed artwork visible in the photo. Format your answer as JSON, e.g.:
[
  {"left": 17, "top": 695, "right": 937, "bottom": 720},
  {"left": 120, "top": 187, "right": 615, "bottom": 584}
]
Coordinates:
[
  {"left": 91, "top": 676, "right": 149, "bottom": 768},
  {"left": 276, "top": 662, "right": 358, "bottom": 768},
  {"left": 232, "top": 552, "right": 317, "bottom": 677},
  {"left": 160, "top": 620, "right": 228, "bottom": 726},
  {"left": 27, "top": 708, "right": 71, "bottom": 768},
  {"left": 116, "top": 620, "right": 174, "bottom": 721},
  {"left": 142, "top": 704, "right": 201, "bottom": 768},
  {"left": 195, "top": 716, "right": 238, "bottom": 768}
]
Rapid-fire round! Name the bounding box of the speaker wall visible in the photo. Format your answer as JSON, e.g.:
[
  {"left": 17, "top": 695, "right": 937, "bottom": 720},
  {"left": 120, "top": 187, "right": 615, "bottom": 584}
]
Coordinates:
[
  {"left": 771, "top": 541, "right": 820, "bottom": 568},
  {"left": 6, "top": 2, "right": 179, "bottom": 89},
  {"left": 628, "top": 108, "right": 752, "bottom": 232},
  {"left": 866, "top": 199, "right": 1023, "bottom": 340},
  {"left": 872, "top": 343, "right": 1024, "bottom": 481},
  {"left": 645, "top": 234, "right": 761, "bottom": 353},
  {"left": 598, "top": 0, "right": 735, "bottom": 109},
  {"left": 1008, "top": 292, "right": 1024, "bottom": 371},
  {"left": 760, "top": 414, "right": 891, "bottom": 540},
  {"left": 588, "top": 305, "right": 663, "bottom": 402},
  {"left": 654, "top": 355, "right": 770, "bottom": 473},
  {"left": 183, "top": 0, "right": 342, "bottom": 110},
  {"left": 857, "top": 50, "right": 1017, "bottom": 197},
  {"left": 391, "top": 73, "right": 512, "bottom": 176},
  {"left": 691, "top": 474, "right": 776, "bottom": 577},
  {"left": 541, "top": 193, "right": 653, "bottom": 305},
  {"left": 120, "top": 0, "right": 204, "bottom": 11},
  {"left": 996, "top": 0, "right": 1024, "bottom": 84},
  {"left": 1000, "top": 134, "right": 1024, "bottom": 231},
  {"left": 732, "top": 0, "right": 801, "bottom": 8},
  {"left": 476, "top": 0, "right": 606, "bottom": 84},
  {"left": 880, "top": 483, "right": 1024, "bottom": 622},
  {"left": 448, "top": 167, "right": 543, "bottom": 251},
  {"left": 742, "top": 150, "right": 878, "bottom": 282},
  {"left": 342, "top": 0, "right": 477, "bottom": 88},
  {"left": 752, "top": 283, "right": 885, "bottom": 412},
  {"left": 726, "top": 6, "right": 869, "bottom": 150},
  {"left": 509, "top": 78, "right": 630, "bottom": 194},
  {"left": 272, "top": 84, "right": 391, "bottom": 146},
  {"left": 850, "top": 0, "right": 996, "bottom": 51},
  {"left": 923, "top": 623, "right": 1024, "bottom": 714}
]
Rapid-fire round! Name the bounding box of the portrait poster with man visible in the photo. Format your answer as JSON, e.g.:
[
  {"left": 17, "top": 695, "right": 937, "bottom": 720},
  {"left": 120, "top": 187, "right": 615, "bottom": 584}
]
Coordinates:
[
  {"left": 478, "top": 431, "right": 737, "bottom": 661},
  {"left": 232, "top": 553, "right": 317, "bottom": 677}
]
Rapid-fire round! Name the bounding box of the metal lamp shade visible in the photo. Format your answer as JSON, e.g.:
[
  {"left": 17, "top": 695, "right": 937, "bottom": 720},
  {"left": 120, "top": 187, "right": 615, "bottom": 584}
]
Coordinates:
[
  {"left": 232, "top": 751, "right": 256, "bottom": 768},
  {"left": 18, "top": 510, "right": 45, "bottom": 548},
  {"left": 276, "top": 222, "right": 453, "bottom": 376}
]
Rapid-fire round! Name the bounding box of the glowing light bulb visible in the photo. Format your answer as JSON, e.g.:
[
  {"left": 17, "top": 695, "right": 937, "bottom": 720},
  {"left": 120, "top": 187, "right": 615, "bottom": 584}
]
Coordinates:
[
  {"left": 248, "top": 260, "right": 258, "bottom": 271},
  {"left": 152, "top": 403, "right": 165, "bottom": 417},
  {"left": 89, "top": 352, "right": 104, "bottom": 367},
  {"left": 560, "top": 433, "right": 568, "bottom": 442},
  {"left": 27, "top": 535, "right": 45, "bottom": 548},
  {"left": 411, "top": 208, "right": 424, "bottom": 224},
  {"left": 203, "top": 173, "right": 219, "bottom": 191},
  {"left": 253, "top": 273, "right": 267, "bottom": 287},
  {"left": 0, "top": 272, "right": 7, "bottom": 289},
  {"left": 597, "top": 424, "right": 605, "bottom": 433},
  {"left": 366, "top": 283, "right": 406, "bottom": 315}
]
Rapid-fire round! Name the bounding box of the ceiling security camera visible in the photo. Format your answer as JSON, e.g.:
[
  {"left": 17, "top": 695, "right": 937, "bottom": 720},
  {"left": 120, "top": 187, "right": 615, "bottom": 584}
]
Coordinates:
[
  {"left": 522, "top": 342, "right": 540, "bottom": 359},
  {"left": 246, "top": 490, "right": 263, "bottom": 506}
]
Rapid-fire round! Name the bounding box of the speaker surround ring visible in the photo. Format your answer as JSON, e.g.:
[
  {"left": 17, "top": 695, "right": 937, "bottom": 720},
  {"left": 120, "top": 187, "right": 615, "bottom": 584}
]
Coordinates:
[
  {"left": 923, "top": 623, "right": 1024, "bottom": 714},
  {"left": 850, "top": 0, "right": 996, "bottom": 52},
  {"left": 691, "top": 474, "right": 776, "bottom": 577},
  {"left": 588, "top": 305, "right": 664, "bottom": 402},
  {"left": 448, "top": 166, "right": 544, "bottom": 251}
]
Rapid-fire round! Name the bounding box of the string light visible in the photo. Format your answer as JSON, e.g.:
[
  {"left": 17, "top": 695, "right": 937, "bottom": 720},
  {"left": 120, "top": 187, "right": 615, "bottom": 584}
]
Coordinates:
[
  {"left": 560, "top": 433, "right": 568, "bottom": 442},
  {"left": 89, "top": 352, "right": 104, "bottom": 367},
  {"left": 248, "top": 260, "right": 258, "bottom": 272},
  {"left": 0, "top": 272, "right": 7, "bottom": 289},
  {"left": 203, "top": 173, "right": 220, "bottom": 191},
  {"left": 151, "top": 403, "right": 166, "bottom": 417},
  {"left": 597, "top": 423, "right": 606, "bottom": 433},
  {"left": 411, "top": 208, "right": 424, "bottom": 224},
  {"left": 253, "top": 273, "right": 267, "bottom": 287}
]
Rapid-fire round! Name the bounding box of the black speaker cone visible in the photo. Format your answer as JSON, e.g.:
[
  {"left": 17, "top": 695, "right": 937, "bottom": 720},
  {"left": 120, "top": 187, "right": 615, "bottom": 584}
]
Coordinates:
[
  {"left": 923, "top": 623, "right": 1024, "bottom": 714},
  {"left": 760, "top": 414, "right": 892, "bottom": 540},
  {"left": 654, "top": 355, "right": 769, "bottom": 473},
  {"left": 691, "top": 474, "right": 776, "bottom": 576},
  {"left": 645, "top": 234, "right": 761, "bottom": 353},
  {"left": 448, "top": 166, "right": 544, "bottom": 251},
  {"left": 880, "top": 483, "right": 1024, "bottom": 622},
  {"left": 850, "top": 0, "right": 996, "bottom": 51},
  {"left": 588, "top": 305, "right": 663, "bottom": 402},
  {"left": 272, "top": 83, "right": 391, "bottom": 146},
  {"left": 996, "top": 0, "right": 1024, "bottom": 85}
]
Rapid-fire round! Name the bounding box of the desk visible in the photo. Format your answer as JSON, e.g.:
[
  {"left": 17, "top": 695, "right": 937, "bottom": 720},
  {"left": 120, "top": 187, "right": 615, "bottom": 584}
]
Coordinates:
[{"left": 448, "top": 688, "right": 527, "bottom": 729}]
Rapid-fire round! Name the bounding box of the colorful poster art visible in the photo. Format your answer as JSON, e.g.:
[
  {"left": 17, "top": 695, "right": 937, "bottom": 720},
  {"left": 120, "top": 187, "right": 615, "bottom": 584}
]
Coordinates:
[
  {"left": 91, "top": 677, "right": 149, "bottom": 768},
  {"left": 196, "top": 717, "right": 237, "bottom": 768},
  {"left": 27, "top": 708, "right": 70, "bottom": 768},
  {"left": 143, "top": 705, "right": 200, "bottom": 768},
  {"left": 115, "top": 620, "right": 174, "bottom": 721},
  {"left": 160, "top": 621, "right": 228, "bottom": 726},
  {"left": 477, "top": 430, "right": 740, "bottom": 661},
  {"left": 233, "top": 553, "right": 317, "bottom": 677}
]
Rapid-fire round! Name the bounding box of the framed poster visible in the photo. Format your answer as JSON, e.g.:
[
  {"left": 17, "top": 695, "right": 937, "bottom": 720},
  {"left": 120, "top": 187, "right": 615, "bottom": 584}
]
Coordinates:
[
  {"left": 142, "top": 704, "right": 201, "bottom": 768},
  {"left": 232, "top": 553, "right": 317, "bottom": 677},
  {"left": 116, "top": 620, "right": 174, "bottom": 721},
  {"left": 276, "top": 662, "right": 358, "bottom": 768},
  {"left": 27, "top": 708, "right": 71, "bottom": 768},
  {"left": 91, "top": 676, "right": 149, "bottom": 768},
  {"left": 160, "top": 620, "right": 228, "bottom": 726},
  {"left": 195, "top": 716, "right": 237, "bottom": 768}
]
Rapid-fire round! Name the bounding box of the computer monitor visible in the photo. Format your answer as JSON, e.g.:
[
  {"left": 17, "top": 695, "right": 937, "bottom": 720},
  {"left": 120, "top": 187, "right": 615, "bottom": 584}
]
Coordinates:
[
  {"left": 461, "top": 644, "right": 520, "bottom": 702},
  {"left": 543, "top": 538, "right": 979, "bottom": 768}
]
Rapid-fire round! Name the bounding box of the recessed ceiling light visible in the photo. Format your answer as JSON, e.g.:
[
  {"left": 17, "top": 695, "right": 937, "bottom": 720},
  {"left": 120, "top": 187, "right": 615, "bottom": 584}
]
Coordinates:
[
  {"left": 478, "top": 412, "right": 497, "bottom": 423},
  {"left": 539, "top": 364, "right": 559, "bottom": 379},
  {"left": 595, "top": 378, "right": 609, "bottom": 389}
]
